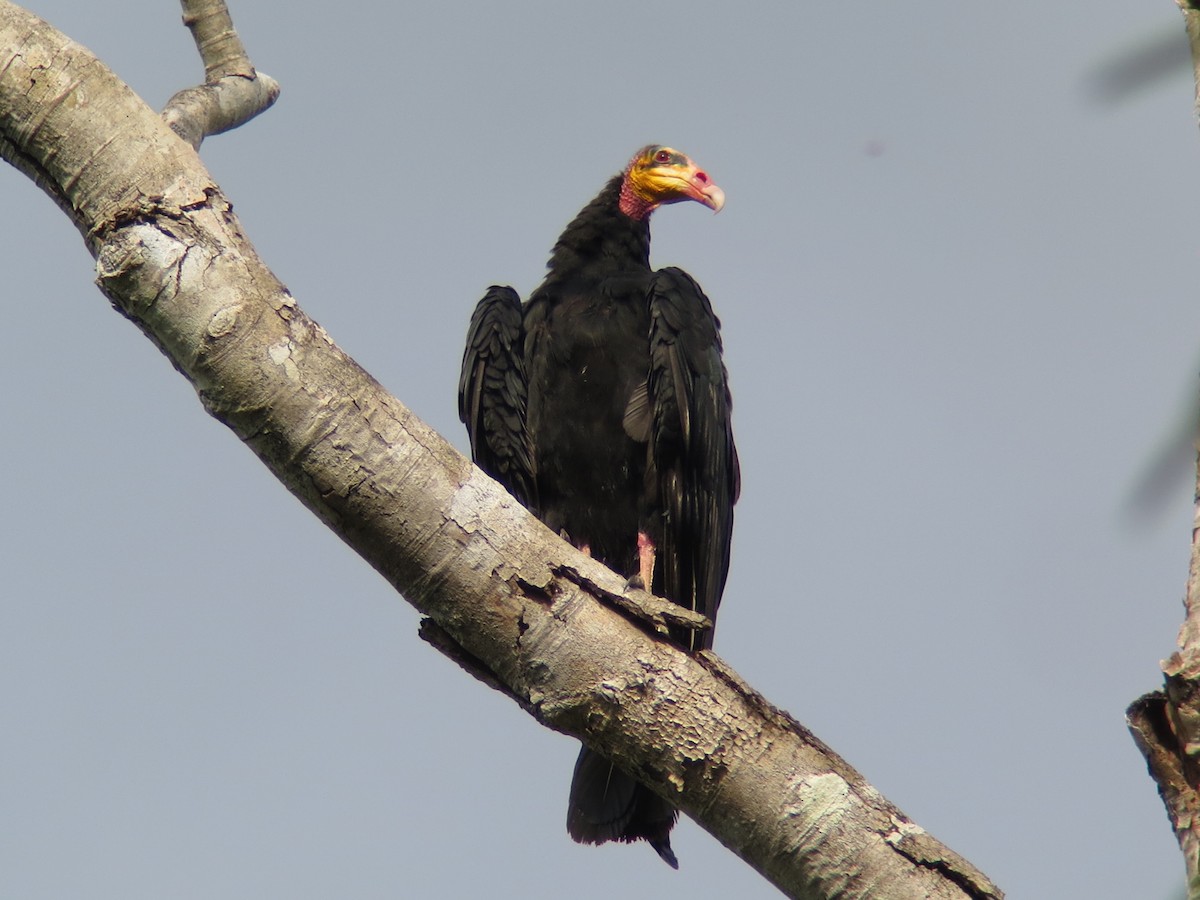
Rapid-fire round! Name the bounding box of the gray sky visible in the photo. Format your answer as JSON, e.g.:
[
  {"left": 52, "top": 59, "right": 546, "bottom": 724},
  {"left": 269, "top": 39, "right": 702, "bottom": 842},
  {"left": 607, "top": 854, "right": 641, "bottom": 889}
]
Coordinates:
[{"left": 1, "top": 2, "right": 1194, "bottom": 897}]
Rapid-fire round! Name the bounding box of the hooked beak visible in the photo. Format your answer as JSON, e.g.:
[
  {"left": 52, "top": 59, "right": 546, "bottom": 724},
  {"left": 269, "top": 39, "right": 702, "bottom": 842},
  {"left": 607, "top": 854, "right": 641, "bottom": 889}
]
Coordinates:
[{"left": 682, "top": 164, "right": 725, "bottom": 212}]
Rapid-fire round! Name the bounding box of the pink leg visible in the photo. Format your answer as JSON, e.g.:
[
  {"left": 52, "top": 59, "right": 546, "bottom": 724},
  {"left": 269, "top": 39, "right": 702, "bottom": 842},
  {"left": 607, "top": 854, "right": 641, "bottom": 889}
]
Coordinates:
[{"left": 637, "top": 532, "right": 656, "bottom": 591}]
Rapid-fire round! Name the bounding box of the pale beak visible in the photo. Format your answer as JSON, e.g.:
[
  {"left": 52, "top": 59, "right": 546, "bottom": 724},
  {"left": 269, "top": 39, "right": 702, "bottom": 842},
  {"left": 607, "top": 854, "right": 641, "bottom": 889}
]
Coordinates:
[
  {"left": 696, "top": 181, "right": 725, "bottom": 213},
  {"left": 685, "top": 167, "right": 725, "bottom": 213}
]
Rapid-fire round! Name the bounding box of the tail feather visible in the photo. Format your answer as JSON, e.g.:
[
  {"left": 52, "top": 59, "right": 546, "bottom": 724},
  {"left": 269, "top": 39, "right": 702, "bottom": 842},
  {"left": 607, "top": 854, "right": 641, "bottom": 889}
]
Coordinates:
[{"left": 566, "top": 746, "right": 679, "bottom": 868}]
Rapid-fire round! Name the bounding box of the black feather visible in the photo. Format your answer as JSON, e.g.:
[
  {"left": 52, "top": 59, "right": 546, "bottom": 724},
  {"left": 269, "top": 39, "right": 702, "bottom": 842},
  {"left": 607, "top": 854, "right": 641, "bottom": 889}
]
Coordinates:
[
  {"left": 457, "top": 163, "right": 737, "bottom": 866},
  {"left": 458, "top": 285, "right": 536, "bottom": 508}
]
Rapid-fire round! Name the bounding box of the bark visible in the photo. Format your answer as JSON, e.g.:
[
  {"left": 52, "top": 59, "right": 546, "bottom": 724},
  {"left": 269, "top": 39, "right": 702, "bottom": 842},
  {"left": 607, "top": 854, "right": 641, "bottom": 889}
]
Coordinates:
[
  {"left": 0, "top": 3, "right": 1002, "bottom": 897},
  {"left": 161, "top": 0, "right": 280, "bottom": 149},
  {"left": 1129, "top": 6, "right": 1200, "bottom": 898}
]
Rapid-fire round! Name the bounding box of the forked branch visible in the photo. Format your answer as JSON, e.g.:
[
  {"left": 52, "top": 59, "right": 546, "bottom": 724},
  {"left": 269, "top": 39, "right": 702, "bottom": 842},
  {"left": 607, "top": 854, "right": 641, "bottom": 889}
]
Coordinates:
[{"left": 160, "top": 0, "right": 279, "bottom": 148}]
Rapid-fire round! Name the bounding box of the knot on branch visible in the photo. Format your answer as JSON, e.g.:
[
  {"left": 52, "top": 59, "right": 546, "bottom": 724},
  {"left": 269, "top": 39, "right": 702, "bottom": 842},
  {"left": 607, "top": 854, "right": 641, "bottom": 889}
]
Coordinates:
[{"left": 162, "top": 73, "right": 280, "bottom": 149}]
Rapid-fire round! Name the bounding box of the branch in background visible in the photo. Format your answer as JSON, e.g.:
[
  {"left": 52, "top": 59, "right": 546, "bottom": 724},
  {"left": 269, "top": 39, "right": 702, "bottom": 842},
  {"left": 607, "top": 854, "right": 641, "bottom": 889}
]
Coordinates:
[
  {"left": 1128, "top": 6, "right": 1200, "bottom": 896},
  {"left": 1183, "top": 1, "right": 1200, "bottom": 124},
  {"left": 1084, "top": 27, "right": 1188, "bottom": 105},
  {"left": 0, "top": 3, "right": 1002, "bottom": 897},
  {"left": 1130, "top": 693, "right": 1200, "bottom": 898},
  {"left": 160, "top": 0, "right": 279, "bottom": 148}
]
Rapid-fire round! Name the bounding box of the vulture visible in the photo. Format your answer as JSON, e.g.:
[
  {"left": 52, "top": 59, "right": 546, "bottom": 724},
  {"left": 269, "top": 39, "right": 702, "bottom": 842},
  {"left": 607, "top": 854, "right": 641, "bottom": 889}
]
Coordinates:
[{"left": 458, "top": 145, "right": 739, "bottom": 868}]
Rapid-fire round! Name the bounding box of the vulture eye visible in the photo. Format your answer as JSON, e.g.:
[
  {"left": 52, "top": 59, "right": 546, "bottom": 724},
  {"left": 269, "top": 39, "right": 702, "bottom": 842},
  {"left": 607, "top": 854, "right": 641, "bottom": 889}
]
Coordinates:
[{"left": 655, "top": 150, "right": 671, "bottom": 163}]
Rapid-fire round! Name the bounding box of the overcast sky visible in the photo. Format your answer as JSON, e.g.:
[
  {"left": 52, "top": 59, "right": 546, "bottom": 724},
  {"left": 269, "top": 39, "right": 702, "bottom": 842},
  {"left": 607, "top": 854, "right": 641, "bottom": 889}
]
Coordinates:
[{"left": 2, "top": 2, "right": 1197, "bottom": 898}]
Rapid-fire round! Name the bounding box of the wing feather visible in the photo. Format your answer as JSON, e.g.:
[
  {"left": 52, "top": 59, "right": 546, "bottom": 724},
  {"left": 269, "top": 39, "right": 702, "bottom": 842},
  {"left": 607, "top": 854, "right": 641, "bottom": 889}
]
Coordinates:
[
  {"left": 457, "top": 286, "right": 536, "bottom": 508},
  {"left": 645, "top": 267, "right": 739, "bottom": 651}
]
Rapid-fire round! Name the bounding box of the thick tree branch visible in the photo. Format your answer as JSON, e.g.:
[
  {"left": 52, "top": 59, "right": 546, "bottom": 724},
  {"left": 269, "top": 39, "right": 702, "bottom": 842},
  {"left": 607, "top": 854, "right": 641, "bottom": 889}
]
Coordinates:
[
  {"left": 1129, "top": 443, "right": 1200, "bottom": 897},
  {"left": 1129, "top": 6, "right": 1200, "bottom": 897},
  {"left": 0, "top": 4, "right": 1001, "bottom": 897},
  {"left": 160, "top": 0, "right": 279, "bottom": 149}
]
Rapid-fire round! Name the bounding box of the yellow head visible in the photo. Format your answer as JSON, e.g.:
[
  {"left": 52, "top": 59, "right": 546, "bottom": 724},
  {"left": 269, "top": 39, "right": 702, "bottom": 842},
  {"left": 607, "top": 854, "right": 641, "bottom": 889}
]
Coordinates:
[{"left": 619, "top": 145, "right": 725, "bottom": 220}]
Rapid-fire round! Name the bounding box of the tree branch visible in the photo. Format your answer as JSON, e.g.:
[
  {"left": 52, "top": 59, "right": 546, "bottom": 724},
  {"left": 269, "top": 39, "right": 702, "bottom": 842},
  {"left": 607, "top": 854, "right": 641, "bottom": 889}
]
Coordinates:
[
  {"left": 0, "top": 4, "right": 1001, "bottom": 897},
  {"left": 1180, "top": 2, "right": 1200, "bottom": 127},
  {"left": 1128, "top": 6, "right": 1200, "bottom": 897},
  {"left": 160, "top": 0, "right": 279, "bottom": 149}
]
